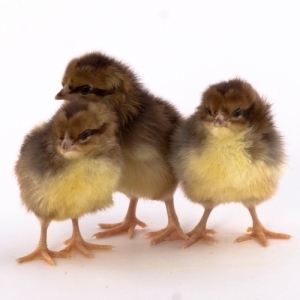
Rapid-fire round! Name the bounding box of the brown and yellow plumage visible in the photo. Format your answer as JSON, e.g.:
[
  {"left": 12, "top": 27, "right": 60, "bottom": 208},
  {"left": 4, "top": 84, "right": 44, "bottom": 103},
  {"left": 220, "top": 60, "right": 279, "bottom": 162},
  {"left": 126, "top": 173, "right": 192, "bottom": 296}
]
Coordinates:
[
  {"left": 55, "top": 52, "right": 188, "bottom": 244},
  {"left": 15, "top": 100, "right": 122, "bottom": 265},
  {"left": 171, "top": 78, "right": 290, "bottom": 248}
]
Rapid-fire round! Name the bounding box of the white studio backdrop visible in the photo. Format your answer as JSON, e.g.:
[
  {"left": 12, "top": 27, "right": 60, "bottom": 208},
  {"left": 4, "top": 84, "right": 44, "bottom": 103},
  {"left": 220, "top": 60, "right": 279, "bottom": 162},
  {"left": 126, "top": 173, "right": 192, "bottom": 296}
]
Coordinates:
[{"left": 0, "top": 1, "right": 299, "bottom": 300}]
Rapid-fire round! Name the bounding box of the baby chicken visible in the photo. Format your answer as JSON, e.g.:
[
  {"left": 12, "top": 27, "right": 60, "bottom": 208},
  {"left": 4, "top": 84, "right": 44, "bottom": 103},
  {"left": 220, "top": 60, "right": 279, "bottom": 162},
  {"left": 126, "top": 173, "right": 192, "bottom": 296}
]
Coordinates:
[
  {"left": 171, "top": 78, "right": 291, "bottom": 248},
  {"left": 15, "top": 100, "right": 122, "bottom": 265},
  {"left": 55, "top": 52, "right": 187, "bottom": 245}
]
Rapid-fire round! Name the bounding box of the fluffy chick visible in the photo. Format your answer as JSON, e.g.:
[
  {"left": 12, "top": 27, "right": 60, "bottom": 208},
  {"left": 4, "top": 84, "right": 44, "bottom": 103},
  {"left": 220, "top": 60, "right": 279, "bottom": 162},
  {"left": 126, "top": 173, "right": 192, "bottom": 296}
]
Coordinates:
[
  {"left": 55, "top": 52, "right": 187, "bottom": 245},
  {"left": 15, "top": 100, "right": 122, "bottom": 265},
  {"left": 171, "top": 78, "right": 291, "bottom": 248}
]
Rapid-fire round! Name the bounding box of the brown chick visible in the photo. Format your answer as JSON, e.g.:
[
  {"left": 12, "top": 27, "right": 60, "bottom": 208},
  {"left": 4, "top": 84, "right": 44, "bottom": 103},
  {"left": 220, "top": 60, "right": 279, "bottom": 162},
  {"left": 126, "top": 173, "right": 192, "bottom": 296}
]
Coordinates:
[
  {"left": 55, "top": 52, "right": 188, "bottom": 245},
  {"left": 171, "top": 78, "right": 291, "bottom": 248},
  {"left": 15, "top": 100, "right": 122, "bottom": 265}
]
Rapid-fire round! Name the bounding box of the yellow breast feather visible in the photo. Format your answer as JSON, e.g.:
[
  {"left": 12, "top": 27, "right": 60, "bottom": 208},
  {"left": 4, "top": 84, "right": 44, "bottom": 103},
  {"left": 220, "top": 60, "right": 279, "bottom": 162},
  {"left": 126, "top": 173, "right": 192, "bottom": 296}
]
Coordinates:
[
  {"left": 31, "top": 158, "right": 121, "bottom": 220},
  {"left": 181, "top": 128, "right": 283, "bottom": 205}
]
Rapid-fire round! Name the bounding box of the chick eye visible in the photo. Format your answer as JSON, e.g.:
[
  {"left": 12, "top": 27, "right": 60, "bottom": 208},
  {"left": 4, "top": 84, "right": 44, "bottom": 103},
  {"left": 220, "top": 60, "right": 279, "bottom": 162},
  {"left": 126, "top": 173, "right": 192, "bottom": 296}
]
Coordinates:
[
  {"left": 79, "top": 129, "right": 92, "bottom": 141},
  {"left": 206, "top": 107, "right": 213, "bottom": 116},
  {"left": 233, "top": 108, "right": 243, "bottom": 118},
  {"left": 79, "top": 85, "right": 92, "bottom": 95}
]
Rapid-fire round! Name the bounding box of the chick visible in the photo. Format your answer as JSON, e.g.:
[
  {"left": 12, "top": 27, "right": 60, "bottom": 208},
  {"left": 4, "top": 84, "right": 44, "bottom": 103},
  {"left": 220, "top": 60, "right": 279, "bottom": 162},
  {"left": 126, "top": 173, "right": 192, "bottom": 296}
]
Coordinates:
[
  {"left": 15, "top": 100, "right": 122, "bottom": 265},
  {"left": 171, "top": 78, "right": 291, "bottom": 248},
  {"left": 55, "top": 52, "right": 187, "bottom": 245}
]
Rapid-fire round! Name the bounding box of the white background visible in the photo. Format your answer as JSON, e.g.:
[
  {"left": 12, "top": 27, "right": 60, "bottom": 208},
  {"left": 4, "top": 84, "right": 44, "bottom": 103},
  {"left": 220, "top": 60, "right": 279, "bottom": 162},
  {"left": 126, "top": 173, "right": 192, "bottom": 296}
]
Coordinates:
[{"left": 1, "top": 1, "right": 299, "bottom": 299}]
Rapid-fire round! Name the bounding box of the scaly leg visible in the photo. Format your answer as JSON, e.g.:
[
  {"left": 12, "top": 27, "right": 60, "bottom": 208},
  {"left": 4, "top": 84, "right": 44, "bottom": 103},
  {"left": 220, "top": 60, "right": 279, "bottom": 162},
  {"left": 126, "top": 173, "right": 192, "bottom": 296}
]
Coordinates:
[
  {"left": 145, "top": 198, "right": 189, "bottom": 245},
  {"left": 235, "top": 206, "right": 291, "bottom": 246},
  {"left": 17, "top": 219, "right": 68, "bottom": 266},
  {"left": 94, "top": 197, "right": 147, "bottom": 239},
  {"left": 183, "top": 207, "right": 216, "bottom": 249},
  {"left": 61, "top": 219, "right": 112, "bottom": 257}
]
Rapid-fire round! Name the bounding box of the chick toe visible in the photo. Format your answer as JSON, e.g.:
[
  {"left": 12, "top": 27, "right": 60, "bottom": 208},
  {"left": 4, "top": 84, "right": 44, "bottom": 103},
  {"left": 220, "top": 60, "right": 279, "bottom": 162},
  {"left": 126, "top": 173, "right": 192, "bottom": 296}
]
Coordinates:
[
  {"left": 145, "top": 200, "right": 188, "bottom": 245},
  {"left": 17, "top": 248, "right": 69, "bottom": 266},
  {"left": 235, "top": 226, "right": 291, "bottom": 247},
  {"left": 95, "top": 198, "right": 147, "bottom": 239},
  {"left": 61, "top": 239, "right": 112, "bottom": 258},
  {"left": 183, "top": 229, "right": 216, "bottom": 249},
  {"left": 146, "top": 221, "right": 189, "bottom": 245},
  {"left": 95, "top": 217, "right": 147, "bottom": 239},
  {"left": 236, "top": 206, "right": 291, "bottom": 246},
  {"left": 61, "top": 219, "right": 112, "bottom": 258}
]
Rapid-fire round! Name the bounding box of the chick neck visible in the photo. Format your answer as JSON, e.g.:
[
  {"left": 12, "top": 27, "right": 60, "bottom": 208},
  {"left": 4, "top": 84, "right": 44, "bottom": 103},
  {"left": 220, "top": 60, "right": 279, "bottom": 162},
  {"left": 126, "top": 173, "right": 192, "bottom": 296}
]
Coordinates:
[{"left": 109, "top": 84, "right": 145, "bottom": 134}]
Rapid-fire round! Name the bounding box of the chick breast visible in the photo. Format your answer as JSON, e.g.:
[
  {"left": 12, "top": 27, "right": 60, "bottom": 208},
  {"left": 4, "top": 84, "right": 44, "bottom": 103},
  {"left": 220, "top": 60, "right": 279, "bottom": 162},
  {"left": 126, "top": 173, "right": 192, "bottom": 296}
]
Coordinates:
[
  {"left": 17, "top": 152, "right": 120, "bottom": 221},
  {"left": 178, "top": 128, "right": 283, "bottom": 206}
]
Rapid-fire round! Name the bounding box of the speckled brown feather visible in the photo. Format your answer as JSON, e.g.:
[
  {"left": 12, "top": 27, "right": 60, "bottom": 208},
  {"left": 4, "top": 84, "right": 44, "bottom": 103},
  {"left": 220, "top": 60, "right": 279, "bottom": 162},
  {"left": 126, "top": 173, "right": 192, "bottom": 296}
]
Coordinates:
[
  {"left": 15, "top": 101, "right": 123, "bottom": 264},
  {"left": 172, "top": 78, "right": 285, "bottom": 169},
  {"left": 170, "top": 78, "right": 290, "bottom": 248},
  {"left": 15, "top": 100, "right": 122, "bottom": 220},
  {"left": 55, "top": 52, "right": 188, "bottom": 244},
  {"left": 56, "top": 52, "right": 182, "bottom": 200}
]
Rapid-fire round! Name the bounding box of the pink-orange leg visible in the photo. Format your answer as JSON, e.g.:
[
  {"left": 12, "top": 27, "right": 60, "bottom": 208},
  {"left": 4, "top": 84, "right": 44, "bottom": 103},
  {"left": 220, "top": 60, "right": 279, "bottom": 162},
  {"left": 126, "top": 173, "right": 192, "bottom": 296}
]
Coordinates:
[
  {"left": 183, "top": 207, "right": 216, "bottom": 249},
  {"left": 94, "top": 197, "right": 147, "bottom": 239},
  {"left": 144, "top": 198, "right": 189, "bottom": 245},
  {"left": 17, "top": 219, "right": 69, "bottom": 266},
  {"left": 235, "top": 206, "right": 291, "bottom": 246},
  {"left": 61, "top": 219, "right": 112, "bottom": 258}
]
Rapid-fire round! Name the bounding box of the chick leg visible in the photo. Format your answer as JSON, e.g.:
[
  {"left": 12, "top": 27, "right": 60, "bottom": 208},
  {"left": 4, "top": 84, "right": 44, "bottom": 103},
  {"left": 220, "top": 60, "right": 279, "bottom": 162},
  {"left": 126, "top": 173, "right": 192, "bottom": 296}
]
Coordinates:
[
  {"left": 183, "top": 207, "right": 216, "bottom": 249},
  {"left": 235, "top": 206, "right": 291, "bottom": 246},
  {"left": 17, "top": 219, "right": 68, "bottom": 266},
  {"left": 145, "top": 198, "right": 189, "bottom": 245},
  {"left": 61, "top": 219, "right": 112, "bottom": 258},
  {"left": 94, "top": 197, "right": 147, "bottom": 239}
]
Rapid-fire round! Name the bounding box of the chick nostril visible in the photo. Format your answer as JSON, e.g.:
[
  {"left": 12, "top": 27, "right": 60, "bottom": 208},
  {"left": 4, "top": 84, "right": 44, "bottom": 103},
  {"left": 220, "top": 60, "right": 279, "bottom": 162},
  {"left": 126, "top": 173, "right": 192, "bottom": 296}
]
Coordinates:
[
  {"left": 214, "top": 117, "right": 222, "bottom": 124},
  {"left": 61, "top": 139, "right": 73, "bottom": 151},
  {"left": 214, "top": 117, "right": 227, "bottom": 127},
  {"left": 61, "top": 141, "right": 68, "bottom": 151}
]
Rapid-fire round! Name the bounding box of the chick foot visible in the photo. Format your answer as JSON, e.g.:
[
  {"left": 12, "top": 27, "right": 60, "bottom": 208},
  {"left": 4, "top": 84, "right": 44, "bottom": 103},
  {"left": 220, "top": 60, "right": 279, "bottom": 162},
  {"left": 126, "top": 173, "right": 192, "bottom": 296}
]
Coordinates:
[
  {"left": 235, "top": 206, "right": 291, "bottom": 246},
  {"left": 235, "top": 226, "right": 291, "bottom": 247},
  {"left": 184, "top": 229, "right": 216, "bottom": 249},
  {"left": 145, "top": 199, "right": 188, "bottom": 245},
  {"left": 145, "top": 221, "right": 189, "bottom": 245},
  {"left": 17, "top": 247, "right": 68, "bottom": 266},
  {"left": 94, "top": 197, "right": 147, "bottom": 239},
  {"left": 62, "top": 219, "right": 112, "bottom": 258},
  {"left": 183, "top": 207, "right": 216, "bottom": 249},
  {"left": 17, "top": 219, "right": 68, "bottom": 266}
]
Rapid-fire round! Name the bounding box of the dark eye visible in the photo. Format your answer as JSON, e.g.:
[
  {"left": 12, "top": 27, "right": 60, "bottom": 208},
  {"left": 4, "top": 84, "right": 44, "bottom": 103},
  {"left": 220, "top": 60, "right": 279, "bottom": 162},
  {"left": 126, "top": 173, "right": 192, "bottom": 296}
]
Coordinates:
[
  {"left": 233, "top": 108, "right": 243, "bottom": 118},
  {"left": 206, "top": 107, "right": 213, "bottom": 116},
  {"left": 79, "top": 129, "right": 92, "bottom": 141},
  {"left": 79, "top": 85, "right": 92, "bottom": 95}
]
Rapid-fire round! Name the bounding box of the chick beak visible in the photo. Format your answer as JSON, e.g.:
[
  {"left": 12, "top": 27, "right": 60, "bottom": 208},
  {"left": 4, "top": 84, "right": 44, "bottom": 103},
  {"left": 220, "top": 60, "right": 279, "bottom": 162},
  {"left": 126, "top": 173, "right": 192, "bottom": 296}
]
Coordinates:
[
  {"left": 61, "top": 136, "right": 75, "bottom": 152},
  {"left": 55, "top": 85, "right": 70, "bottom": 100},
  {"left": 214, "top": 113, "right": 228, "bottom": 127}
]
